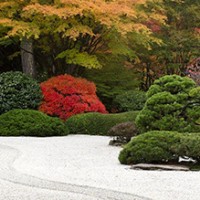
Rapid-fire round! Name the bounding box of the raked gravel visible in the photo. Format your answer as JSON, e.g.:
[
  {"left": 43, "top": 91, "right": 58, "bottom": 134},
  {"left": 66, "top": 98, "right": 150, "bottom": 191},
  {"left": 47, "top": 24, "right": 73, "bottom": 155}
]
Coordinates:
[{"left": 0, "top": 135, "right": 199, "bottom": 200}]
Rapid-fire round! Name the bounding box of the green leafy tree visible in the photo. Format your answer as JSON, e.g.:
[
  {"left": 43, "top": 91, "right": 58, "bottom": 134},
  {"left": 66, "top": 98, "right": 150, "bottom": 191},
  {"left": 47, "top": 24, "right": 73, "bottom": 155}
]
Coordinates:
[
  {"left": 158, "top": 0, "right": 200, "bottom": 74},
  {"left": 131, "top": 0, "right": 200, "bottom": 90},
  {"left": 84, "top": 55, "right": 140, "bottom": 111}
]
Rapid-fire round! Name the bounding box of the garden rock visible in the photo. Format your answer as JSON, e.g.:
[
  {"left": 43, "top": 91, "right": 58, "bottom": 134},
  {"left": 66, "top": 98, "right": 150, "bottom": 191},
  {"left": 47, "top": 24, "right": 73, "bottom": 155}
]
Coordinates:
[
  {"left": 130, "top": 163, "right": 190, "bottom": 171},
  {"left": 108, "top": 121, "right": 138, "bottom": 145}
]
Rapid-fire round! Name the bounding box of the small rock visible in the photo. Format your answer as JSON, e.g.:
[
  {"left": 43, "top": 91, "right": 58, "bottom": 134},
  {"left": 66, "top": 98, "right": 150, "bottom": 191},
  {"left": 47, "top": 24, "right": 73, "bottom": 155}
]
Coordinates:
[
  {"left": 130, "top": 163, "right": 190, "bottom": 171},
  {"left": 108, "top": 140, "right": 123, "bottom": 146},
  {"left": 108, "top": 122, "right": 138, "bottom": 143},
  {"left": 179, "top": 156, "right": 196, "bottom": 164}
]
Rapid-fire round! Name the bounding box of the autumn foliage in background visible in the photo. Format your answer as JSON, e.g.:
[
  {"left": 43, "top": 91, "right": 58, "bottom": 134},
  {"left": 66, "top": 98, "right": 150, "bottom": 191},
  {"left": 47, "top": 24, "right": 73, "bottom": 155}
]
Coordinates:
[{"left": 39, "top": 75, "right": 107, "bottom": 120}]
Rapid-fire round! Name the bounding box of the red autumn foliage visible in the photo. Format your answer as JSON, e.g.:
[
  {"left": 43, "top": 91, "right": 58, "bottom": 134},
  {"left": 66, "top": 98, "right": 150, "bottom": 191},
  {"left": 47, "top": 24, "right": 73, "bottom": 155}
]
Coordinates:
[
  {"left": 145, "top": 20, "right": 161, "bottom": 33},
  {"left": 194, "top": 27, "right": 200, "bottom": 34},
  {"left": 186, "top": 57, "right": 200, "bottom": 85},
  {"left": 39, "top": 74, "right": 107, "bottom": 120}
]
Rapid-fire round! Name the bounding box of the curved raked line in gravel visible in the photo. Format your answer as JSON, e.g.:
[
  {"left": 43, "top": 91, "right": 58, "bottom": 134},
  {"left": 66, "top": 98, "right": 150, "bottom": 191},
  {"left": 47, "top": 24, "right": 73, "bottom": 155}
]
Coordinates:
[{"left": 0, "top": 144, "right": 152, "bottom": 200}]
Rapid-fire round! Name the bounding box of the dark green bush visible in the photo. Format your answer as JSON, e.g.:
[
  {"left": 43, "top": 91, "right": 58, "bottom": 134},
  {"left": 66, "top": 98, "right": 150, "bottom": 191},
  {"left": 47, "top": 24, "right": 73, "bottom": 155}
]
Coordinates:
[
  {"left": 119, "top": 131, "right": 200, "bottom": 165},
  {"left": 0, "top": 109, "right": 68, "bottom": 137},
  {"left": 173, "top": 133, "right": 200, "bottom": 163},
  {"left": 118, "top": 131, "right": 181, "bottom": 164},
  {"left": 65, "top": 111, "right": 139, "bottom": 135},
  {"left": 136, "top": 75, "right": 200, "bottom": 133},
  {"left": 113, "top": 90, "right": 146, "bottom": 112},
  {"left": 0, "top": 71, "right": 42, "bottom": 114}
]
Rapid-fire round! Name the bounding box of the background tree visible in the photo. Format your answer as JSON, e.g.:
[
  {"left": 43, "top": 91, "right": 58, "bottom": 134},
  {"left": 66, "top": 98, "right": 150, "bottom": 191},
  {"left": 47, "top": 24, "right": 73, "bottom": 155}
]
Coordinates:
[
  {"left": 132, "top": 0, "right": 200, "bottom": 90},
  {"left": 84, "top": 55, "right": 140, "bottom": 111},
  {"left": 186, "top": 57, "right": 200, "bottom": 85},
  {"left": 0, "top": 0, "right": 164, "bottom": 78},
  {"left": 158, "top": 0, "right": 200, "bottom": 74},
  {"left": 0, "top": 0, "right": 41, "bottom": 77}
]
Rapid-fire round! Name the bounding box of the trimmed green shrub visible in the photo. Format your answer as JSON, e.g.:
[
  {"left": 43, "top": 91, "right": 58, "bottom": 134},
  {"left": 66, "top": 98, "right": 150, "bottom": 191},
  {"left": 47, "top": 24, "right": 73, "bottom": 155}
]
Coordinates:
[
  {"left": 0, "top": 71, "right": 42, "bottom": 114},
  {"left": 113, "top": 90, "right": 146, "bottom": 112},
  {"left": 119, "top": 131, "right": 181, "bottom": 164},
  {"left": 0, "top": 109, "right": 68, "bottom": 137},
  {"left": 65, "top": 111, "right": 139, "bottom": 135},
  {"left": 119, "top": 131, "right": 200, "bottom": 165},
  {"left": 173, "top": 133, "right": 200, "bottom": 163},
  {"left": 146, "top": 75, "right": 196, "bottom": 98},
  {"left": 136, "top": 75, "right": 200, "bottom": 133}
]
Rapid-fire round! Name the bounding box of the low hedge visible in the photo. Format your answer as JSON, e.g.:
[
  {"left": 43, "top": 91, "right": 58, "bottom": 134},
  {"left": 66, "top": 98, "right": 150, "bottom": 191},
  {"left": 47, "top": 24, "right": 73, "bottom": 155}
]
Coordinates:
[
  {"left": 118, "top": 131, "right": 200, "bottom": 165},
  {"left": 0, "top": 109, "right": 68, "bottom": 137},
  {"left": 65, "top": 111, "right": 139, "bottom": 135},
  {"left": 113, "top": 90, "right": 146, "bottom": 112}
]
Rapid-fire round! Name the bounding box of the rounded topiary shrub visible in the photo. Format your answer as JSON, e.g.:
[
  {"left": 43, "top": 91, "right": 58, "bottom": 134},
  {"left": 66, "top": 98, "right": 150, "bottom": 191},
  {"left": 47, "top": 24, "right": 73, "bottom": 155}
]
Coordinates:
[
  {"left": 0, "top": 109, "right": 68, "bottom": 137},
  {"left": 146, "top": 74, "right": 196, "bottom": 98},
  {"left": 119, "top": 131, "right": 200, "bottom": 165},
  {"left": 0, "top": 71, "right": 42, "bottom": 114},
  {"left": 113, "top": 90, "right": 146, "bottom": 112},
  {"left": 135, "top": 75, "right": 200, "bottom": 133},
  {"left": 39, "top": 74, "right": 107, "bottom": 120},
  {"left": 119, "top": 131, "right": 181, "bottom": 164}
]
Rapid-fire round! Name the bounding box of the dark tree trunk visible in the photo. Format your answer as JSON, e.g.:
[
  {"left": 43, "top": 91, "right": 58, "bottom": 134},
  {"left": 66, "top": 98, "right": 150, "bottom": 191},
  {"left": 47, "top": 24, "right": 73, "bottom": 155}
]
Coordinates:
[{"left": 21, "top": 38, "right": 36, "bottom": 78}]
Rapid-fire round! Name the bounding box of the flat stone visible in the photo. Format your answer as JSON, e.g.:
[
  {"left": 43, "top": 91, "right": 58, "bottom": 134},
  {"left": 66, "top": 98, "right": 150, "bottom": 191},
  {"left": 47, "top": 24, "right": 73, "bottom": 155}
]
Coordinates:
[{"left": 130, "top": 163, "right": 190, "bottom": 171}]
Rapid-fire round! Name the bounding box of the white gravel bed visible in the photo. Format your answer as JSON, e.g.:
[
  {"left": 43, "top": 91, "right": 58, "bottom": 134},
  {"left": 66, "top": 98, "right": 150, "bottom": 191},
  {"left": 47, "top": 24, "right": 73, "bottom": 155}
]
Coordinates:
[{"left": 0, "top": 135, "right": 199, "bottom": 200}]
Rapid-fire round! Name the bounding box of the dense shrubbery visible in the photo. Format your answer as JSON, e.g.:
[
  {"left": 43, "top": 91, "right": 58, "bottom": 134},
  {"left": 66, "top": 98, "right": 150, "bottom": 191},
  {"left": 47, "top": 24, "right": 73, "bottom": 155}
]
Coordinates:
[
  {"left": 136, "top": 75, "right": 200, "bottom": 133},
  {"left": 0, "top": 71, "right": 42, "bottom": 114},
  {"left": 119, "top": 131, "right": 200, "bottom": 165},
  {"left": 39, "top": 74, "right": 107, "bottom": 120},
  {"left": 65, "top": 111, "right": 139, "bottom": 135},
  {"left": 84, "top": 55, "right": 140, "bottom": 112},
  {"left": 108, "top": 122, "right": 138, "bottom": 144},
  {"left": 173, "top": 133, "right": 200, "bottom": 163},
  {"left": 113, "top": 90, "right": 146, "bottom": 112},
  {"left": 0, "top": 109, "right": 68, "bottom": 137}
]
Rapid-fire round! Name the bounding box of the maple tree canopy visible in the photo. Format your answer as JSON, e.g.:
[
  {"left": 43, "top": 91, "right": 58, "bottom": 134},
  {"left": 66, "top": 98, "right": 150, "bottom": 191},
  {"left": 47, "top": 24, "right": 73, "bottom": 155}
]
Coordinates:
[{"left": 0, "top": 0, "right": 165, "bottom": 70}]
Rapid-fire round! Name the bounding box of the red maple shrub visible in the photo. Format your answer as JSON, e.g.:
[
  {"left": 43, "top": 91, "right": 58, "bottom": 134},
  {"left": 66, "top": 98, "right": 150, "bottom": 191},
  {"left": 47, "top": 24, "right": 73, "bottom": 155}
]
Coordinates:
[{"left": 39, "top": 74, "right": 107, "bottom": 120}]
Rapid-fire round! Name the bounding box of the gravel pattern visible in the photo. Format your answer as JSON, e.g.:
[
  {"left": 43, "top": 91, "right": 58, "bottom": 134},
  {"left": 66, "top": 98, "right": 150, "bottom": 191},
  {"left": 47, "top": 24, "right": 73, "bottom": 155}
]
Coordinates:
[{"left": 0, "top": 135, "right": 199, "bottom": 200}]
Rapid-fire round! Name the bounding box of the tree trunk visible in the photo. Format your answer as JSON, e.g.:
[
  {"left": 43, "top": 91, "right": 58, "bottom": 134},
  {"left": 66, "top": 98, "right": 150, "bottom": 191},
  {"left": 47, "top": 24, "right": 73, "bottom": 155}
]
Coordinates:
[{"left": 20, "top": 38, "right": 36, "bottom": 78}]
